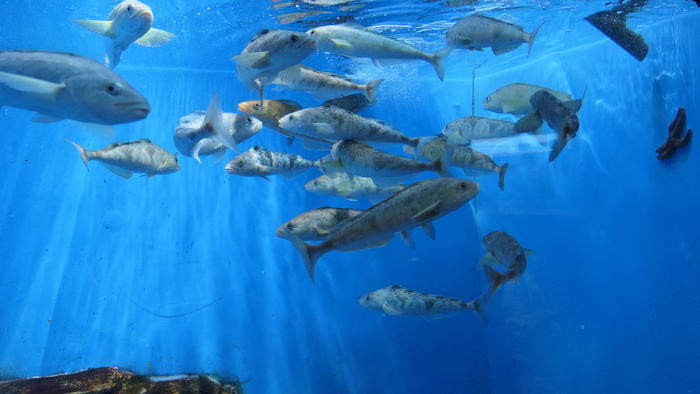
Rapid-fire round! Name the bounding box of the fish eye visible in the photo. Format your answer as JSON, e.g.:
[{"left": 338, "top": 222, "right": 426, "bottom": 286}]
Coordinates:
[
  {"left": 254, "top": 104, "right": 260, "bottom": 109},
  {"left": 237, "top": 160, "right": 244, "bottom": 167},
  {"left": 309, "top": 30, "right": 316, "bottom": 35},
  {"left": 106, "top": 84, "right": 118, "bottom": 95},
  {"left": 289, "top": 115, "right": 294, "bottom": 120},
  {"left": 286, "top": 223, "right": 294, "bottom": 230},
  {"left": 290, "top": 34, "right": 298, "bottom": 42},
  {"left": 459, "top": 182, "right": 468, "bottom": 189},
  {"left": 253, "top": 145, "right": 261, "bottom": 151},
  {"left": 313, "top": 180, "right": 319, "bottom": 186},
  {"left": 126, "top": 5, "right": 132, "bottom": 12},
  {"left": 247, "top": 118, "right": 252, "bottom": 123}
]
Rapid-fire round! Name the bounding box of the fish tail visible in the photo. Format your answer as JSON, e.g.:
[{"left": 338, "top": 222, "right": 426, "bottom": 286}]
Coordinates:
[
  {"left": 65, "top": 139, "right": 90, "bottom": 171},
  {"left": 433, "top": 144, "right": 454, "bottom": 177},
  {"left": 483, "top": 265, "right": 508, "bottom": 298},
  {"left": 204, "top": 94, "right": 237, "bottom": 151},
  {"left": 498, "top": 163, "right": 509, "bottom": 191},
  {"left": 465, "top": 298, "right": 489, "bottom": 326},
  {"left": 286, "top": 229, "right": 325, "bottom": 283},
  {"left": 430, "top": 47, "right": 453, "bottom": 81},
  {"left": 528, "top": 22, "right": 544, "bottom": 56},
  {"left": 365, "top": 79, "right": 384, "bottom": 104}
]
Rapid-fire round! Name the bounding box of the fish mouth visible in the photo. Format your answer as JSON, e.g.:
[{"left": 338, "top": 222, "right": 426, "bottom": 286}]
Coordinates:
[
  {"left": 274, "top": 226, "right": 288, "bottom": 239},
  {"left": 224, "top": 164, "right": 236, "bottom": 174},
  {"left": 117, "top": 102, "right": 150, "bottom": 118},
  {"left": 135, "top": 9, "right": 154, "bottom": 23}
]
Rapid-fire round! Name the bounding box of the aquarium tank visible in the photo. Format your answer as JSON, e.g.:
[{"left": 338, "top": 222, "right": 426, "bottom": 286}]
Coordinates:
[{"left": 0, "top": 0, "right": 698, "bottom": 393}]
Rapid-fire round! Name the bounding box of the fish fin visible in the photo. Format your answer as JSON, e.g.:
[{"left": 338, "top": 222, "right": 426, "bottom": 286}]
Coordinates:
[
  {"left": 528, "top": 22, "right": 544, "bottom": 56},
  {"left": 321, "top": 158, "right": 344, "bottom": 170},
  {"left": 285, "top": 228, "right": 323, "bottom": 283},
  {"left": 381, "top": 303, "right": 402, "bottom": 315},
  {"left": 564, "top": 98, "right": 583, "bottom": 113},
  {"left": 340, "top": 22, "right": 368, "bottom": 30},
  {"left": 213, "top": 149, "right": 226, "bottom": 163},
  {"left": 101, "top": 163, "right": 133, "bottom": 179},
  {"left": 65, "top": 140, "right": 90, "bottom": 170},
  {"left": 523, "top": 248, "right": 535, "bottom": 256},
  {"left": 431, "top": 47, "right": 452, "bottom": 81},
  {"left": 0, "top": 71, "right": 65, "bottom": 102},
  {"left": 514, "top": 112, "right": 543, "bottom": 133},
  {"left": 469, "top": 298, "right": 489, "bottom": 326},
  {"left": 231, "top": 51, "right": 271, "bottom": 68},
  {"left": 399, "top": 230, "right": 416, "bottom": 249},
  {"left": 32, "top": 114, "right": 63, "bottom": 123},
  {"left": 287, "top": 137, "right": 296, "bottom": 146},
  {"left": 73, "top": 122, "right": 114, "bottom": 140},
  {"left": 314, "top": 226, "right": 330, "bottom": 238},
  {"left": 484, "top": 265, "right": 507, "bottom": 297},
  {"left": 403, "top": 145, "right": 416, "bottom": 157},
  {"left": 135, "top": 28, "right": 176, "bottom": 47},
  {"left": 421, "top": 223, "right": 436, "bottom": 240},
  {"left": 312, "top": 123, "right": 335, "bottom": 136},
  {"left": 412, "top": 201, "right": 441, "bottom": 222},
  {"left": 548, "top": 131, "right": 568, "bottom": 162},
  {"left": 681, "top": 129, "right": 693, "bottom": 147},
  {"left": 478, "top": 252, "right": 498, "bottom": 267},
  {"left": 191, "top": 139, "right": 208, "bottom": 164},
  {"left": 365, "top": 78, "right": 384, "bottom": 104},
  {"left": 303, "top": 138, "right": 333, "bottom": 151},
  {"left": 261, "top": 175, "right": 271, "bottom": 182},
  {"left": 74, "top": 19, "right": 115, "bottom": 38},
  {"left": 330, "top": 38, "right": 354, "bottom": 50},
  {"left": 372, "top": 58, "right": 408, "bottom": 67},
  {"left": 203, "top": 94, "right": 237, "bottom": 151},
  {"left": 255, "top": 79, "right": 266, "bottom": 109},
  {"left": 498, "top": 163, "right": 509, "bottom": 191},
  {"left": 433, "top": 148, "right": 453, "bottom": 177},
  {"left": 491, "top": 44, "right": 521, "bottom": 56}
]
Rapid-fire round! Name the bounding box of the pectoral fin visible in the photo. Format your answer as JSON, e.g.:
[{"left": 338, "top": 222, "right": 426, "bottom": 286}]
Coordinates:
[
  {"left": 0, "top": 71, "right": 65, "bottom": 103},
  {"left": 564, "top": 98, "right": 583, "bottom": 113},
  {"left": 312, "top": 123, "right": 335, "bottom": 136},
  {"left": 135, "top": 28, "right": 175, "bottom": 47},
  {"left": 191, "top": 139, "right": 208, "bottom": 164},
  {"left": 523, "top": 248, "right": 535, "bottom": 256},
  {"left": 232, "top": 51, "right": 271, "bottom": 68},
  {"left": 478, "top": 252, "right": 498, "bottom": 266},
  {"left": 331, "top": 38, "right": 353, "bottom": 50},
  {"left": 382, "top": 303, "right": 402, "bottom": 315},
  {"left": 322, "top": 158, "right": 344, "bottom": 170},
  {"left": 74, "top": 19, "right": 115, "bottom": 38},
  {"left": 492, "top": 44, "right": 520, "bottom": 56},
  {"left": 314, "top": 226, "right": 330, "bottom": 238},
  {"left": 400, "top": 230, "right": 416, "bottom": 249},
  {"left": 101, "top": 163, "right": 133, "bottom": 179},
  {"left": 421, "top": 223, "right": 436, "bottom": 240},
  {"left": 412, "top": 201, "right": 441, "bottom": 222}
]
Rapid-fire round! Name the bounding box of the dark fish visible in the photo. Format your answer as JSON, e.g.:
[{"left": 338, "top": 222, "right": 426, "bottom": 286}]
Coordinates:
[
  {"left": 656, "top": 107, "right": 692, "bottom": 160},
  {"left": 321, "top": 94, "right": 371, "bottom": 113}
]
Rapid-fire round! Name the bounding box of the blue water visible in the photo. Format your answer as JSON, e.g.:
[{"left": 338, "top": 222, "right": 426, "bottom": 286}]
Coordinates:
[{"left": 0, "top": 1, "right": 699, "bottom": 393}]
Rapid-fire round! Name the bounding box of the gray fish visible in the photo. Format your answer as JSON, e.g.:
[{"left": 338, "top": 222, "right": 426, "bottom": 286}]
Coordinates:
[
  {"left": 480, "top": 231, "right": 532, "bottom": 299},
  {"left": 225, "top": 145, "right": 321, "bottom": 180},
  {"left": 305, "top": 173, "right": 406, "bottom": 202},
  {"left": 359, "top": 284, "right": 487, "bottom": 324},
  {"left": 0, "top": 50, "right": 149, "bottom": 126},
  {"left": 482, "top": 83, "right": 572, "bottom": 115},
  {"left": 328, "top": 139, "right": 449, "bottom": 180},
  {"left": 287, "top": 177, "right": 479, "bottom": 281},
  {"left": 321, "top": 94, "right": 371, "bottom": 113},
  {"left": 279, "top": 105, "right": 418, "bottom": 146},
  {"left": 441, "top": 115, "right": 520, "bottom": 145},
  {"left": 446, "top": 14, "right": 542, "bottom": 56},
  {"left": 276, "top": 207, "right": 365, "bottom": 241},
  {"left": 67, "top": 138, "right": 179, "bottom": 178},
  {"left": 272, "top": 65, "right": 383, "bottom": 103}
]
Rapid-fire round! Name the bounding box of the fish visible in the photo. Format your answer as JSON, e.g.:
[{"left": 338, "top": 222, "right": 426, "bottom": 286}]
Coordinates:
[
  {"left": 225, "top": 145, "right": 322, "bottom": 180},
  {"left": 174, "top": 96, "right": 263, "bottom": 163},
  {"left": 276, "top": 11, "right": 331, "bottom": 25},
  {"left": 321, "top": 94, "right": 371, "bottom": 113},
  {"left": 359, "top": 284, "right": 487, "bottom": 324},
  {"left": 307, "top": 23, "right": 452, "bottom": 81},
  {"left": 482, "top": 83, "right": 573, "bottom": 115},
  {"left": 480, "top": 231, "right": 532, "bottom": 299},
  {"left": 287, "top": 177, "right": 479, "bottom": 281},
  {"left": 67, "top": 138, "right": 179, "bottom": 178},
  {"left": 232, "top": 30, "right": 316, "bottom": 106},
  {"left": 656, "top": 107, "right": 693, "bottom": 160},
  {"left": 74, "top": 0, "right": 175, "bottom": 69},
  {"left": 517, "top": 90, "right": 582, "bottom": 161},
  {"left": 327, "top": 139, "right": 450, "bottom": 180},
  {"left": 272, "top": 65, "right": 383, "bottom": 103},
  {"left": 441, "top": 115, "right": 520, "bottom": 145},
  {"left": 0, "top": 50, "right": 149, "bottom": 128},
  {"left": 279, "top": 105, "right": 418, "bottom": 146},
  {"left": 445, "top": 14, "right": 542, "bottom": 56},
  {"left": 405, "top": 135, "right": 509, "bottom": 190},
  {"left": 276, "top": 207, "right": 365, "bottom": 241},
  {"left": 305, "top": 173, "right": 406, "bottom": 202}
]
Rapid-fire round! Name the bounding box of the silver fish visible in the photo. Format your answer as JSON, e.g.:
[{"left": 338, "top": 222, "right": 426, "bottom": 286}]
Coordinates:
[
  {"left": 279, "top": 105, "right": 418, "bottom": 146},
  {"left": 75, "top": 0, "right": 174, "bottom": 69},
  {"left": 67, "top": 138, "right": 179, "bottom": 178},
  {"left": 276, "top": 207, "right": 365, "bottom": 241},
  {"left": 225, "top": 145, "right": 321, "bottom": 180},
  {"left": 305, "top": 173, "right": 405, "bottom": 202},
  {"left": 446, "top": 14, "right": 542, "bottom": 56},
  {"left": 359, "top": 284, "right": 487, "bottom": 324},
  {"left": 272, "top": 65, "right": 383, "bottom": 103},
  {"left": 287, "top": 177, "right": 479, "bottom": 281},
  {"left": 480, "top": 231, "right": 531, "bottom": 299},
  {"left": 0, "top": 50, "right": 149, "bottom": 126},
  {"left": 321, "top": 94, "right": 371, "bottom": 113},
  {"left": 441, "top": 115, "right": 520, "bottom": 145},
  {"left": 482, "top": 83, "right": 573, "bottom": 115},
  {"left": 307, "top": 23, "right": 452, "bottom": 81}
]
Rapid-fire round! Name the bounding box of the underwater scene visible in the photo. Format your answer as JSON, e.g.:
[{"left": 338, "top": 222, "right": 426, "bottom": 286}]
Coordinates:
[{"left": 0, "top": 0, "right": 698, "bottom": 393}]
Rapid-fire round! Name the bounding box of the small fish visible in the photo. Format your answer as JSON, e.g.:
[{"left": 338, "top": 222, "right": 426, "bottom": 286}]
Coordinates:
[
  {"left": 307, "top": 23, "right": 452, "bottom": 81},
  {"left": 480, "top": 231, "right": 531, "bottom": 299},
  {"left": 446, "top": 14, "right": 542, "bottom": 56},
  {"left": 327, "top": 139, "right": 449, "bottom": 180},
  {"left": 287, "top": 177, "right": 479, "bottom": 281},
  {"left": 305, "top": 173, "right": 405, "bottom": 202},
  {"left": 232, "top": 30, "right": 316, "bottom": 106},
  {"left": 656, "top": 107, "right": 692, "bottom": 160},
  {"left": 225, "top": 145, "right": 322, "bottom": 180},
  {"left": 405, "top": 135, "right": 509, "bottom": 190},
  {"left": 279, "top": 105, "right": 418, "bottom": 146},
  {"left": 359, "top": 284, "right": 487, "bottom": 324},
  {"left": 482, "top": 83, "right": 573, "bottom": 115},
  {"left": 272, "top": 65, "right": 383, "bottom": 103},
  {"left": 276, "top": 207, "right": 365, "bottom": 241},
  {"left": 441, "top": 115, "right": 519, "bottom": 145},
  {"left": 75, "top": 0, "right": 175, "bottom": 69},
  {"left": 67, "top": 138, "right": 179, "bottom": 178},
  {"left": 321, "top": 94, "right": 371, "bottom": 113},
  {"left": 0, "top": 50, "right": 149, "bottom": 127}
]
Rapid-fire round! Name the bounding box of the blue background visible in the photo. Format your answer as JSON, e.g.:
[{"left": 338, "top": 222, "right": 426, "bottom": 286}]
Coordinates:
[{"left": 0, "top": 1, "right": 698, "bottom": 393}]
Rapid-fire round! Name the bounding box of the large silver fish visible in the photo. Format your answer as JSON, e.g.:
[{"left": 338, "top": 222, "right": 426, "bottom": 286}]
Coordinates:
[
  {"left": 75, "top": 0, "right": 174, "bottom": 69},
  {"left": 441, "top": 115, "right": 520, "bottom": 145},
  {"left": 272, "top": 65, "right": 383, "bottom": 103},
  {"left": 482, "top": 83, "right": 572, "bottom": 115},
  {"left": 0, "top": 50, "right": 149, "bottom": 126},
  {"left": 276, "top": 207, "right": 365, "bottom": 241},
  {"left": 225, "top": 145, "right": 322, "bottom": 180},
  {"left": 305, "top": 173, "right": 406, "bottom": 202},
  {"left": 279, "top": 105, "right": 418, "bottom": 146},
  {"left": 359, "top": 284, "right": 487, "bottom": 324},
  {"left": 287, "top": 177, "right": 479, "bottom": 281},
  {"left": 67, "top": 138, "right": 179, "bottom": 178},
  {"left": 446, "top": 14, "right": 542, "bottom": 56},
  {"left": 307, "top": 23, "right": 452, "bottom": 81},
  {"left": 480, "top": 231, "right": 532, "bottom": 299}
]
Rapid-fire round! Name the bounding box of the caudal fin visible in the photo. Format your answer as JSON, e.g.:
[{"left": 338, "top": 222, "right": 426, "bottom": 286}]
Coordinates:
[
  {"left": 498, "top": 163, "right": 509, "bottom": 191},
  {"left": 365, "top": 79, "right": 384, "bottom": 104},
  {"left": 286, "top": 229, "right": 325, "bottom": 283},
  {"left": 528, "top": 23, "right": 544, "bottom": 56},
  {"left": 484, "top": 265, "right": 507, "bottom": 298},
  {"left": 66, "top": 140, "right": 90, "bottom": 170},
  {"left": 430, "top": 47, "right": 453, "bottom": 81},
  {"left": 204, "top": 94, "right": 237, "bottom": 151},
  {"left": 467, "top": 298, "right": 489, "bottom": 326},
  {"left": 432, "top": 145, "right": 454, "bottom": 177}
]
